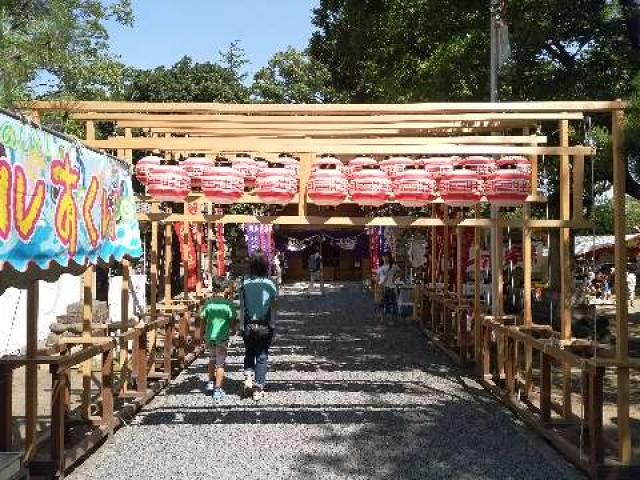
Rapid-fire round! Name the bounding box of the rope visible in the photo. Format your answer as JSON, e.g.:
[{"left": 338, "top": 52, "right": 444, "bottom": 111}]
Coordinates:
[{"left": 3, "top": 289, "right": 23, "bottom": 354}]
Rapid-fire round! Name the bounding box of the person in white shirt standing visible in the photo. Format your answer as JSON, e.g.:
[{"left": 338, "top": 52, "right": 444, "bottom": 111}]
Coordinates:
[
  {"left": 377, "top": 253, "right": 400, "bottom": 317},
  {"left": 627, "top": 269, "right": 636, "bottom": 306}
]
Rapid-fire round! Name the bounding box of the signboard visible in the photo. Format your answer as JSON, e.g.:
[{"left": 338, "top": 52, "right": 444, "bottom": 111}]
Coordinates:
[{"left": 0, "top": 112, "right": 142, "bottom": 274}]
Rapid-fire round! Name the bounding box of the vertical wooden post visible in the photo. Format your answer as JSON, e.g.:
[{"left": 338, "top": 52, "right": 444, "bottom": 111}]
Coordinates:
[
  {"left": 456, "top": 224, "right": 463, "bottom": 300},
  {"left": 298, "top": 153, "right": 313, "bottom": 216},
  {"left": 150, "top": 210, "right": 159, "bottom": 319},
  {"left": 119, "top": 259, "right": 130, "bottom": 393},
  {"left": 612, "top": 107, "right": 631, "bottom": 464},
  {"left": 491, "top": 207, "right": 503, "bottom": 316},
  {"left": 0, "top": 365, "right": 13, "bottom": 451},
  {"left": 573, "top": 155, "right": 585, "bottom": 221},
  {"left": 541, "top": 353, "right": 552, "bottom": 423},
  {"left": 588, "top": 367, "right": 605, "bottom": 467},
  {"left": 101, "top": 348, "right": 114, "bottom": 429},
  {"left": 135, "top": 327, "right": 147, "bottom": 396},
  {"left": 24, "top": 281, "right": 38, "bottom": 461},
  {"left": 85, "top": 121, "right": 95, "bottom": 143},
  {"left": 50, "top": 365, "right": 66, "bottom": 477},
  {"left": 81, "top": 267, "right": 93, "bottom": 420}
]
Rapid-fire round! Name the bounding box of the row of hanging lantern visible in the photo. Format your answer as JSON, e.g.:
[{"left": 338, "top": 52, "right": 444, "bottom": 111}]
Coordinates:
[{"left": 135, "top": 154, "right": 532, "bottom": 207}]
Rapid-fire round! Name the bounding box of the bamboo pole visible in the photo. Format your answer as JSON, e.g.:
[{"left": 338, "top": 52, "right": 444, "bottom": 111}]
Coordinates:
[
  {"left": 612, "top": 108, "right": 631, "bottom": 464},
  {"left": 24, "top": 281, "right": 39, "bottom": 461}
]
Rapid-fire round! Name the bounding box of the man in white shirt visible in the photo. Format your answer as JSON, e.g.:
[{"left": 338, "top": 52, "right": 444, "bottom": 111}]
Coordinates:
[
  {"left": 377, "top": 253, "right": 400, "bottom": 315},
  {"left": 627, "top": 270, "right": 636, "bottom": 306}
]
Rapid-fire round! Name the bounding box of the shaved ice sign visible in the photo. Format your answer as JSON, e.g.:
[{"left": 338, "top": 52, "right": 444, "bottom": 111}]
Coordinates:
[{"left": 0, "top": 112, "right": 142, "bottom": 272}]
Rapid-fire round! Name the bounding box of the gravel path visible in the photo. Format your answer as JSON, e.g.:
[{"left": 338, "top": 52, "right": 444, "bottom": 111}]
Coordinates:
[{"left": 68, "top": 282, "right": 585, "bottom": 480}]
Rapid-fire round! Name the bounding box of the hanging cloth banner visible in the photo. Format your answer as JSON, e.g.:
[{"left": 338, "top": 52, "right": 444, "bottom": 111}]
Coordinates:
[
  {"left": 216, "top": 223, "right": 225, "bottom": 277},
  {"left": 0, "top": 111, "right": 142, "bottom": 281},
  {"left": 174, "top": 223, "right": 197, "bottom": 291}
]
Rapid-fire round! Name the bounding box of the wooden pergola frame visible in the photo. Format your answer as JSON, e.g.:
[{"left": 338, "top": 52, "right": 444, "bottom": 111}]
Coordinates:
[{"left": 26, "top": 99, "right": 638, "bottom": 478}]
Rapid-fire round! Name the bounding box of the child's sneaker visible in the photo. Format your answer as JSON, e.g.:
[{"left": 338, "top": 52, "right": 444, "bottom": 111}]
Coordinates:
[
  {"left": 252, "top": 387, "right": 264, "bottom": 402},
  {"left": 243, "top": 371, "right": 254, "bottom": 398},
  {"left": 213, "top": 388, "right": 226, "bottom": 401},
  {"left": 205, "top": 381, "right": 215, "bottom": 393}
]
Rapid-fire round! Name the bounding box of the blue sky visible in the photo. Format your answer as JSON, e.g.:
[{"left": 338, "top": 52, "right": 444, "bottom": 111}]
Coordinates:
[{"left": 107, "top": 0, "right": 320, "bottom": 78}]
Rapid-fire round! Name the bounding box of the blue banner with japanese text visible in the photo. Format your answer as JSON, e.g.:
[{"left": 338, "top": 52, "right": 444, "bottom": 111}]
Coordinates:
[{"left": 0, "top": 112, "right": 142, "bottom": 273}]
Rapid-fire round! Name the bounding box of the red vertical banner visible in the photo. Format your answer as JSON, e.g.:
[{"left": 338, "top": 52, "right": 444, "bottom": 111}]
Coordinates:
[
  {"left": 216, "top": 223, "right": 225, "bottom": 277},
  {"left": 175, "top": 223, "right": 197, "bottom": 291}
]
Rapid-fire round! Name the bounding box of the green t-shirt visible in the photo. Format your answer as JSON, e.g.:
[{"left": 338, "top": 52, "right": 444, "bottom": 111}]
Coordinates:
[{"left": 201, "top": 298, "right": 236, "bottom": 342}]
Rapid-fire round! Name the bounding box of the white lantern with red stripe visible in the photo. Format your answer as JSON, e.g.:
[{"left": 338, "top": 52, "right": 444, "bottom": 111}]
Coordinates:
[
  {"left": 421, "top": 156, "right": 455, "bottom": 180},
  {"left": 308, "top": 157, "right": 349, "bottom": 206},
  {"left": 393, "top": 166, "right": 438, "bottom": 207},
  {"left": 135, "top": 155, "right": 162, "bottom": 185},
  {"left": 439, "top": 167, "right": 483, "bottom": 206},
  {"left": 278, "top": 154, "right": 300, "bottom": 177},
  {"left": 182, "top": 156, "right": 214, "bottom": 189},
  {"left": 254, "top": 157, "right": 269, "bottom": 173},
  {"left": 456, "top": 156, "right": 496, "bottom": 178},
  {"left": 380, "top": 156, "right": 414, "bottom": 179},
  {"left": 349, "top": 166, "right": 393, "bottom": 207},
  {"left": 347, "top": 156, "right": 377, "bottom": 179},
  {"left": 232, "top": 155, "right": 259, "bottom": 187},
  {"left": 201, "top": 164, "right": 245, "bottom": 204},
  {"left": 146, "top": 165, "right": 191, "bottom": 202},
  {"left": 485, "top": 157, "right": 531, "bottom": 206},
  {"left": 255, "top": 165, "right": 298, "bottom": 204}
]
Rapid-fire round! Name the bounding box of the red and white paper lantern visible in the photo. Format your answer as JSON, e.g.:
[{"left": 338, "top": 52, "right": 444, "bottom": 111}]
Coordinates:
[
  {"left": 308, "top": 157, "right": 349, "bottom": 206},
  {"left": 380, "top": 156, "right": 414, "bottom": 179},
  {"left": 422, "top": 156, "right": 455, "bottom": 180},
  {"left": 393, "top": 167, "right": 438, "bottom": 207},
  {"left": 456, "top": 156, "right": 495, "bottom": 178},
  {"left": 135, "top": 155, "right": 162, "bottom": 185},
  {"left": 146, "top": 165, "right": 191, "bottom": 202},
  {"left": 349, "top": 166, "right": 393, "bottom": 207},
  {"left": 232, "top": 155, "right": 259, "bottom": 187},
  {"left": 347, "top": 156, "right": 377, "bottom": 179},
  {"left": 485, "top": 158, "right": 531, "bottom": 206},
  {"left": 255, "top": 166, "right": 298, "bottom": 204},
  {"left": 201, "top": 165, "right": 245, "bottom": 204},
  {"left": 497, "top": 156, "right": 531, "bottom": 175},
  {"left": 182, "top": 156, "right": 214, "bottom": 188},
  {"left": 439, "top": 167, "right": 483, "bottom": 206},
  {"left": 278, "top": 154, "right": 300, "bottom": 177}
]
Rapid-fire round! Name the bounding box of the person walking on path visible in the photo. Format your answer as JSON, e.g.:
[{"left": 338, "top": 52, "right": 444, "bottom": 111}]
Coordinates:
[
  {"left": 200, "top": 283, "right": 237, "bottom": 401},
  {"left": 307, "top": 245, "right": 324, "bottom": 295},
  {"left": 627, "top": 269, "right": 636, "bottom": 306},
  {"left": 240, "top": 253, "right": 278, "bottom": 402},
  {"left": 377, "top": 253, "right": 400, "bottom": 318}
]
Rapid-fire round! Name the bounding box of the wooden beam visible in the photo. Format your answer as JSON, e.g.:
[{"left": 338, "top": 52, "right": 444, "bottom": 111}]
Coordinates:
[
  {"left": 81, "top": 267, "right": 93, "bottom": 420},
  {"left": 71, "top": 112, "right": 585, "bottom": 122},
  {"left": 164, "top": 224, "right": 173, "bottom": 306},
  {"left": 27, "top": 99, "right": 627, "bottom": 114},
  {"left": 573, "top": 155, "right": 584, "bottom": 220},
  {"left": 84, "top": 138, "right": 595, "bottom": 156},
  {"left": 612, "top": 108, "right": 631, "bottom": 464}
]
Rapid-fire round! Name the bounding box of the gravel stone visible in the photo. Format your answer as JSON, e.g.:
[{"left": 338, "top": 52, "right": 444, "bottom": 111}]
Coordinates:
[{"left": 67, "top": 282, "right": 585, "bottom": 480}]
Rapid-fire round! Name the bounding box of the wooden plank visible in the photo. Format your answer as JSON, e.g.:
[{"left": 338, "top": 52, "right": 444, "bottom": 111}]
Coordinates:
[
  {"left": 50, "top": 366, "right": 66, "bottom": 477},
  {"left": 101, "top": 348, "right": 114, "bottom": 428},
  {"left": 541, "top": 353, "right": 552, "bottom": 423},
  {"left": 71, "top": 112, "right": 585, "bottom": 122},
  {"left": 119, "top": 259, "right": 130, "bottom": 393},
  {"left": 589, "top": 367, "right": 605, "bottom": 466},
  {"left": 473, "top": 205, "right": 482, "bottom": 367},
  {"left": 24, "top": 281, "right": 38, "bottom": 462},
  {"left": 27, "top": 99, "right": 627, "bottom": 113},
  {"left": 80, "top": 267, "right": 93, "bottom": 420},
  {"left": 612, "top": 107, "right": 631, "bottom": 464}
]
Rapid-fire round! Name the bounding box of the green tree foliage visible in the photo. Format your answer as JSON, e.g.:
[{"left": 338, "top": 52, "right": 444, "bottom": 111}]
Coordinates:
[
  {"left": 310, "top": 0, "right": 638, "bottom": 102},
  {"left": 123, "top": 43, "right": 250, "bottom": 103},
  {"left": 593, "top": 196, "right": 640, "bottom": 234},
  {"left": 252, "top": 47, "right": 344, "bottom": 103},
  {"left": 0, "top": 0, "right": 133, "bottom": 106}
]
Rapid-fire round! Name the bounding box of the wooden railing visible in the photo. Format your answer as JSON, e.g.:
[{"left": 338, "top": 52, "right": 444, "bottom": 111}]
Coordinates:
[{"left": 0, "top": 296, "right": 205, "bottom": 478}]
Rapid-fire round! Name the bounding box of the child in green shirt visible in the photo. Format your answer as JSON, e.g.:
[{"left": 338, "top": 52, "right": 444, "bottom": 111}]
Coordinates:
[{"left": 200, "top": 285, "right": 237, "bottom": 401}]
